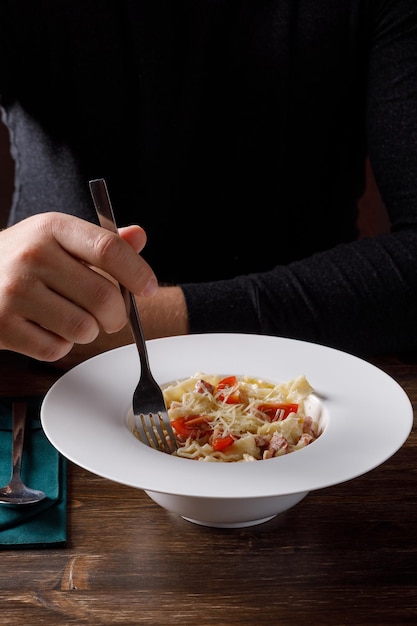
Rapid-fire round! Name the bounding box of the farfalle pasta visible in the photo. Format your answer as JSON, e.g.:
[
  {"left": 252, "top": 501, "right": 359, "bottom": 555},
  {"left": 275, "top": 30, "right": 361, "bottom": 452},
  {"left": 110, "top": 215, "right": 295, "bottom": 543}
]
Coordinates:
[{"left": 159, "top": 372, "right": 319, "bottom": 462}]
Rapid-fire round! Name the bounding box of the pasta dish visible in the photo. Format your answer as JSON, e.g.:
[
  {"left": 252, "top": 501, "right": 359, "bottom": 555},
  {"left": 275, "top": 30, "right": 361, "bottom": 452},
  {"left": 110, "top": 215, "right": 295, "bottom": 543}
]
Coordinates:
[{"left": 160, "top": 372, "right": 320, "bottom": 462}]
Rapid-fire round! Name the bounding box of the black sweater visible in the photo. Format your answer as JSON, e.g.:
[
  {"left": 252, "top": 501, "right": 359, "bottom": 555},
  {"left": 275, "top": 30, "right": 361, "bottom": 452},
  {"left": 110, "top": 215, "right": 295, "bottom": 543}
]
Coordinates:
[{"left": 1, "top": 0, "right": 417, "bottom": 356}]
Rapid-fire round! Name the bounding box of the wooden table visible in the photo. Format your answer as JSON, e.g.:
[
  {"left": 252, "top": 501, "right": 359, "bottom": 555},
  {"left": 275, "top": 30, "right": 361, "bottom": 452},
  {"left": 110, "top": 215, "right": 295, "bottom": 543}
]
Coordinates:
[{"left": 0, "top": 349, "right": 415, "bottom": 626}]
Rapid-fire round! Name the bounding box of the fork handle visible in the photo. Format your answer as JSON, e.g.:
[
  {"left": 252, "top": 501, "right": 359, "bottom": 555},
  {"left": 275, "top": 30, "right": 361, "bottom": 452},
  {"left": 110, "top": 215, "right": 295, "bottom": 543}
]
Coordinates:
[
  {"left": 11, "top": 401, "right": 26, "bottom": 480},
  {"left": 126, "top": 292, "right": 152, "bottom": 374},
  {"left": 88, "top": 178, "right": 153, "bottom": 377}
]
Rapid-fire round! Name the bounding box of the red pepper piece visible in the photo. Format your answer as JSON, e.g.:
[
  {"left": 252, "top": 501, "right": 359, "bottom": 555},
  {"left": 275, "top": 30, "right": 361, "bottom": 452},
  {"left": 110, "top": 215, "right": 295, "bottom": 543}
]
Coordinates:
[
  {"left": 257, "top": 403, "right": 299, "bottom": 421},
  {"left": 216, "top": 376, "right": 241, "bottom": 404}
]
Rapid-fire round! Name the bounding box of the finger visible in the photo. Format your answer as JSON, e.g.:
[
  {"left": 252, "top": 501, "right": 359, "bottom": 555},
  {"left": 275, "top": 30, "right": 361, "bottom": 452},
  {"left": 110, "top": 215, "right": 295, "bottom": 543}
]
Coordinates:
[
  {"left": 12, "top": 282, "right": 104, "bottom": 343},
  {"left": 118, "top": 225, "right": 147, "bottom": 252},
  {"left": 36, "top": 250, "right": 130, "bottom": 333},
  {"left": 5, "top": 250, "right": 129, "bottom": 335},
  {"left": 0, "top": 315, "right": 75, "bottom": 362},
  {"left": 42, "top": 214, "right": 157, "bottom": 297}
]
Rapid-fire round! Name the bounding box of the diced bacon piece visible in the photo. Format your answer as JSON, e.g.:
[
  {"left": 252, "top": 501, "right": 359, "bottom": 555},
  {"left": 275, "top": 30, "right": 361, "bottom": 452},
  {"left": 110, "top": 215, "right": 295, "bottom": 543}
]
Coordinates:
[
  {"left": 263, "top": 432, "right": 289, "bottom": 459},
  {"left": 302, "top": 416, "right": 316, "bottom": 437},
  {"left": 254, "top": 435, "right": 270, "bottom": 449},
  {"left": 195, "top": 379, "right": 215, "bottom": 395},
  {"left": 297, "top": 433, "right": 314, "bottom": 447}
]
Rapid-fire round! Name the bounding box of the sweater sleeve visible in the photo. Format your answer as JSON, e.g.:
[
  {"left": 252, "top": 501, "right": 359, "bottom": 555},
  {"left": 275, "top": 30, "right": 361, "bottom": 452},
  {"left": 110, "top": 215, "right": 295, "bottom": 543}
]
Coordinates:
[{"left": 181, "top": 1, "right": 417, "bottom": 358}]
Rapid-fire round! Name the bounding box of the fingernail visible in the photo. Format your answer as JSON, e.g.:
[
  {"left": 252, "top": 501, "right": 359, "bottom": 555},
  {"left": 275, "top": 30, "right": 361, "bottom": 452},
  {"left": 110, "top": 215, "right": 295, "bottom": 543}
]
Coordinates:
[{"left": 141, "top": 275, "right": 158, "bottom": 297}]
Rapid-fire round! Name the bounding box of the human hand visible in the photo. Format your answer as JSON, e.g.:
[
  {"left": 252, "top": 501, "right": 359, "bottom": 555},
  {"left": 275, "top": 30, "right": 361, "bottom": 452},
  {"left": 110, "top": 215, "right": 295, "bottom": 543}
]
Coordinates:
[{"left": 0, "top": 212, "right": 157, "bottom": 361}]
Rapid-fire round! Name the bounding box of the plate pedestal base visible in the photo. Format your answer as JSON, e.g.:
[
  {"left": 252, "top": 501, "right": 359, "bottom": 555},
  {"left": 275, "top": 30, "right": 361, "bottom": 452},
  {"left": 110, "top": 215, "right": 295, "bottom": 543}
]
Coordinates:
[{"left": 182, "top": 515, "right": 276, "bottom": 528}]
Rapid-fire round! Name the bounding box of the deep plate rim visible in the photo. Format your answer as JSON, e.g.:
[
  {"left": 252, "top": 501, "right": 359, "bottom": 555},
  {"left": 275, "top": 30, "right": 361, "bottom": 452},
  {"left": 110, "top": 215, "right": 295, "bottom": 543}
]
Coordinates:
[{"left": 40, "top": 333, "right": 413, "bottom": 499}]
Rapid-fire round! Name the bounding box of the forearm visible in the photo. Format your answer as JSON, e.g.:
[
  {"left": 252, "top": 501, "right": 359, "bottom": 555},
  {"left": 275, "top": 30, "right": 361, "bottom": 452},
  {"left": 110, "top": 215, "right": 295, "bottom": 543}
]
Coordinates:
[
  {"left": 57, "top": 285, "right": 189, "bottom": 369},
  {"left": 136, "top": 285, "right": 189, "bottom": 339}
]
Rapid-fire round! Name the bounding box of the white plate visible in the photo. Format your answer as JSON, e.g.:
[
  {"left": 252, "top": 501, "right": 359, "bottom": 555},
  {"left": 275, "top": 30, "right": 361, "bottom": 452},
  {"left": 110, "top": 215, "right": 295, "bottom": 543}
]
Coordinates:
[{"left": 41, "top": 334, "right": 413, "bottom": 500}]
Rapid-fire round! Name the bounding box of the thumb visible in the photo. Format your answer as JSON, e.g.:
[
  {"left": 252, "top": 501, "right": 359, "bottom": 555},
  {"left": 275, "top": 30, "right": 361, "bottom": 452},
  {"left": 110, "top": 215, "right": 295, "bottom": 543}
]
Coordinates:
[{"left": 118, "top": 225, "right": 148, "bottom": 253}]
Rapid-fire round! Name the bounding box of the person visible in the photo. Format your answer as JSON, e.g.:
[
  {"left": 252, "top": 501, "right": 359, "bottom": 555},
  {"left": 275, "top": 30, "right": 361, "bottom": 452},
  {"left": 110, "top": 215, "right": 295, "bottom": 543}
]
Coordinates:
[{"left": 0, "top": 0, "right": 417, "bottom": 366}]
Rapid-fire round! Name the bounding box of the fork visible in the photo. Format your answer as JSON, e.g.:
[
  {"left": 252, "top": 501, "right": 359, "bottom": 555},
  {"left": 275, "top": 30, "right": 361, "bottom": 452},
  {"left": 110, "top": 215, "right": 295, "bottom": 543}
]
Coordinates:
[
  {"left": 0, "top": 401, "right": 46, "bottom": 505},
  {"left": 89, "top": 178, "right": 177, "bottom": 454}
]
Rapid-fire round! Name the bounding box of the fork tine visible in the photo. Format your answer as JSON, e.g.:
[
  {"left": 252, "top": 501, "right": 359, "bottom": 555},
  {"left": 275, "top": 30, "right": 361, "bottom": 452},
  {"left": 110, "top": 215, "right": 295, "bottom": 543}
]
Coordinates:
[
  {"left": 134, "top": 413, "right": 175, "bottom": 453},
  {"left": 133, "top": 414, "right": 152, "bottom": 447},
  {"left": 136, "top": 414, "right": 161, "bottom": 449},
  {"left": 151, "top": 412, "right": 175, "bottom": 453}
]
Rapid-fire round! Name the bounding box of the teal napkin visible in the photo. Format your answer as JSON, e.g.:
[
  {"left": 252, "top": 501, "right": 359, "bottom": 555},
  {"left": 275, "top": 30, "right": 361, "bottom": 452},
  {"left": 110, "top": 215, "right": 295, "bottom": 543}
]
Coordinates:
[{"left": 0, "top": 397, "right": 67, "bottom": 549}]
